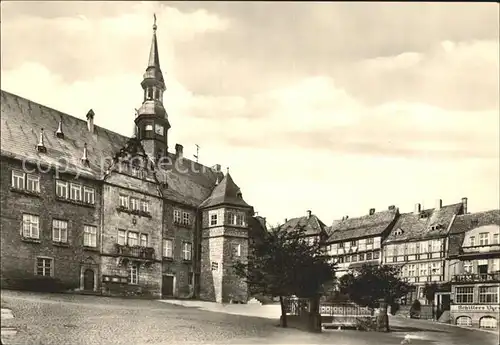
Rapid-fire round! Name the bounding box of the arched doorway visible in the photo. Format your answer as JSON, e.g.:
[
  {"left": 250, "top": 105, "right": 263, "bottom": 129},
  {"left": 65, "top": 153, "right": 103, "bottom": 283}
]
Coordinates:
[
  {"left": 456, "top": 316, "right": 472, "bottom": 327},
  {"left": 83, "top": 269, "right": 95, "bottom": 291}
]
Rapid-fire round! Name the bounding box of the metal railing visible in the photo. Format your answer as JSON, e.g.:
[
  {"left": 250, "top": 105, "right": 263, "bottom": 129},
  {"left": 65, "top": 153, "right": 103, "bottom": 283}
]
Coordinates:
[
  {"left": 115, "top": 244, "right": 155, "bottom": 260},
  {"left": 452, "top": 272, "right": 500, "bottom": 283}
]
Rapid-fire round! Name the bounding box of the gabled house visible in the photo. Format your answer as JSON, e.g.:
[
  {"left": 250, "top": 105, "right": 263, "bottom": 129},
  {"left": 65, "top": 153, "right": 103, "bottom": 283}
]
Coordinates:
[
  {"left": 279, "top": 210, "right": 329, "bottom": 245},
  {"left": 382, "top": 198, "right": 467, "bottom": 304},
  {"left": 326, "top": 206, "right": 399, "bottom": 278},
  {"left": 446, "top": 210, "right": 499, "bottom": 329}
]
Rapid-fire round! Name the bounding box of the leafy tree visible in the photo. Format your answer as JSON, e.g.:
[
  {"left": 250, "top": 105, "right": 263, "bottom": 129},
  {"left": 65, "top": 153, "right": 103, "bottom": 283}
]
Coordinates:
[
  {"left": 338, "top": 264, "right": 410, "bottom": 331},
  {"left": 423, "top": 282, "right": 449, "bottom": 319},
  {"left": 234, "top": 224, "right": 336, "bottom": 328}
]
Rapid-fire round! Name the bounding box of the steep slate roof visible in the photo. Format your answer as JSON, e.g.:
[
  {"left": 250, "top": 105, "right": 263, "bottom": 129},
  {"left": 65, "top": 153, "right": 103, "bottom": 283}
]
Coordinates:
[
  {"left": 384, "top": 203, "right": 464, "bottom": 243},
  {"left": 327, "top": 209, "right": 399, "bottom": 243},
  {"left": 447, "top": 209, "right": 500, "bottom": 257},
  {"left": 279, "top": 214, "right": 327, "bottom": 236},
  {"left": 198, "top": 173, "right": 251, "bottom": 209},
  {"left": 0, "top": 90, "right": 227, "bottom": 207}
]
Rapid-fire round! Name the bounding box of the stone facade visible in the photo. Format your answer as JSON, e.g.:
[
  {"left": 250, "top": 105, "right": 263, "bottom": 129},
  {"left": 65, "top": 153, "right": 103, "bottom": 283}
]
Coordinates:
[
  {"left": 0, "top": 19, "right": 254, "bottom": 302},
  {"left": 0, "top": 157, "right": 101, "bottom": 291},
  {"left": 200, "top": 206, "right": 251, "bottom": 303}
]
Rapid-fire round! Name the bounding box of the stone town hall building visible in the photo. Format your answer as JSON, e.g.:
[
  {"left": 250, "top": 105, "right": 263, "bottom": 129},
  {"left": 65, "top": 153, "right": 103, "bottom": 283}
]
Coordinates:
[{"left": 0, "top": 20, "right": 264, "bottom": 303}]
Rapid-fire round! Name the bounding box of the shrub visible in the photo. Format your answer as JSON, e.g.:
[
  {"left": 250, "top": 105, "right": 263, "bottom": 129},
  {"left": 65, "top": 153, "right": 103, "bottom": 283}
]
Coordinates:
[
  {"left": 390, "top": 302, "right": 400, "bottom": 315},
  {"left": 355, "top": 317, "right": 377, "bottom": 331},
  {"left": 410, "top": 300, "right": 421, "bottom": 319}
]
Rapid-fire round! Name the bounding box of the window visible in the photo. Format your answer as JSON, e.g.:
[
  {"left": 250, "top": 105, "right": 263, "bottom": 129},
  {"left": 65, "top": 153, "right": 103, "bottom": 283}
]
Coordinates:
[
  {"left": 145, "top": 124, "right": 153, "bottom": 131},
  {"left": 52, "top": 219, "right": 68, "bottom": 243},
  {"left": 431, "top": 262, "right": 441, "bottom": 275},
  {"left": 339, "top": 242, "right": 344, "bottom": 248},
  {"left": 236, "top": 214, "right": 244, "bottom": 226},
  {"left": 493, "top": 233, "right": 499, "bottom": 245},
  {"left": 228, "top": 213, "right": 236, "bottom": 225},
  {"left": 70, "top": 183, "right": 82, "bottom": 201},
  {"left": 211, "top": 262, "right": 219, "bottom": 271},
  {"left": 119, "top": 195, "right": 129, "bottom": 208},
  {"left": 154, "top": 89, "right": 160, "bottom": 100},
  {"left": 366, "top": 238, "right": 374, "bottom": 245},
  {"left": 479, "top": 316, "right": 498, "bottom": 329},
  {"left": 210, "top": 212, "right": 218, "bottom": 226},
  {"left": 141, "top": 200, "right": 149, "bottom": 213},
  {"left": 11, "top": 170, "right": 25, "bottom": 189},
  {"left": 345, "top": 255, "right": 351, "bottom": 263},
  {"left": 419, "top": 263, "right": 428, "bottom": 276},
  {"left": 182, "top": 242, "right": 192, "bottom": 261},
  {"left": 131, "top": 166, "right": 141, "bottom": 177},
  {"left": 456, "top": 316, "right": 472, "bottom": 327},
  {"left": 432, "top": 240, "right": 441, "bottom": 252},
  {"left": 469, "top": 236, "right": 475, "bottom": 247},
  {"left": 128, "top": 265, "right": 138, "bottom": 284},
  {"left": 337, "top": 256, "right": 344, "bottom": 263},
  {"left": 233, "top": 244, "right": 242, "bottom": 257},
  {"left": 479, "top": 286, "right": 498, "bottom": 303},
  {"left": 463, "top": 261, "right": 473, "bottom": 273},
  {"left": 350, "top": 240, "right": 357, "bottom": 247},
  {"left": 366, "top": 252, "right": 373, "bottom": 260},
  {"left": 456, "top": 287, "right": 474, "bottom": 304},
  {"left": 394, "top": 229, "right": 403, "bottom": 236},
  {"left": 117, "top": 230, "right": 126, "bottom": 245},
  {"left": 22, "top": 214, "right": 39, "bottom": 239},
  {"left": 155, "top": 124, "right": 164, "bottom": 136},
  {"left": 140, "top": 234, "right": 148, "bottom": 247},
  {"left": 127, "top": 232, "right": 138, "bottom": 246},
  {"left": 408, "top": 264, "right": 416, "bottom": 276},
  {"left": 173, "top": 210, "right": 181, "bottom": 223},
  {"left": 36, "top": 257, "right": 52, "bottom": 276},
  {"left": 26, "top": 174, "right": 40, "bottom": 192},
  {"left": 83, "top": 187, "right": 95, "bottom": 204},
  {"left": 56, "top": 180, "right": 68, "bottom": 198},
  {"left": 163, "top": 239, "right": 173, "bottom": 258},
  {"left": 420, "top": 241, "right": 429, "bottom": 253},
  {"left": 408, "top": 243, "right": 416, "bottom": 255},
  {"left": 130, "top": 197, "right": 140, "bottom": 211},
  {"left": 479, "top": 233, "right": 489, "bottom": 246},
  {"left": 84, "top": 225, "right": 97, "bottom": 247},
  {"left": 359, "top": 253, "right": 365, "bottom": 261},
  {"left": 182, "top": 212, "right": 190, "bottom": 226},
  {"left": 188, "top": 273, "right": 194, "bottom": 286}
]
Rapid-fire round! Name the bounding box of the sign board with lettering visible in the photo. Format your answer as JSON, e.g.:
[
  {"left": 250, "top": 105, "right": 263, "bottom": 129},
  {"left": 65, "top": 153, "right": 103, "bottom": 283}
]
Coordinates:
[{"left": 451, "top": 304, "right": 499, "bottom": 313}]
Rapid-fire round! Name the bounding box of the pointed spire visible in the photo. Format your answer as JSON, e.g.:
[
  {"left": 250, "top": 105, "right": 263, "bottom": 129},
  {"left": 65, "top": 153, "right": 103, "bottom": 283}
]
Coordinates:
[
  {"left": 148, "top": 13, "right": 161, "bottom": 70},
  {"left": 36, "top": 128, "right": 47, "bottom": 153},
  {"left": 226, "top": 167, "right": 230, "bottom": 175},
  {"left": 55, "top": 118, "right": 64, "bottom": 139},
  {"left": 81, "top": 143, "right": 89, "bottom": 166}
]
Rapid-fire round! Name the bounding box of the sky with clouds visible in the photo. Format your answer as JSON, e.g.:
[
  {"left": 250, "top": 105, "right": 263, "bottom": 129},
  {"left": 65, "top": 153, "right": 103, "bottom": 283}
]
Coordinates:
[{"left": 1, "top": 1, "right": 499, "bottom": 225}]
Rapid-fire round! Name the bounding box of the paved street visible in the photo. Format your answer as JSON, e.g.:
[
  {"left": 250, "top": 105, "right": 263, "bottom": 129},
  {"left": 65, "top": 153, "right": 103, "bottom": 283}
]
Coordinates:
[{"left": 1, "top": 290, "right": 498, "bottom": 345}]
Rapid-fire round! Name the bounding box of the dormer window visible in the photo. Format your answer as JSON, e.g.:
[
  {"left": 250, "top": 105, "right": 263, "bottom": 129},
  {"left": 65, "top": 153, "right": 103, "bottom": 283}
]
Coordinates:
[
  {"left": 394, "top": 228, "right": 404, "bottom": 236},
  {"left": 420, "top": 213, "right": 428, "bottom": 219},
  {"left": 237, "top": 192, "right": 242, "bottom": 199}
]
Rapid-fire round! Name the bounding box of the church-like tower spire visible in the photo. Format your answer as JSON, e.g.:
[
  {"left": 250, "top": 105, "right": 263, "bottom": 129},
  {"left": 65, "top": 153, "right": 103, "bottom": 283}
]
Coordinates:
[{"left": 135, "top": 14, "right": 171, "bottom": 161}]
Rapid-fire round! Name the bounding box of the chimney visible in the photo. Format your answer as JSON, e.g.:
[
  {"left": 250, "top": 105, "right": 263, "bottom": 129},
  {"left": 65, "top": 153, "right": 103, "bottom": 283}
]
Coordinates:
[
  {"left": 81, "top": 143, "right": 89, "bottom": 166},
  {"left": 341, "top": 216, "right": 345, "bottom": 221},
  {"left": 369, "top": 208, "right": 376, "bottom": 215},
  {"left": 36, "top": 128, "right": 47, "bottom": 153},
  {"left": 175, "top": 144, "right": 183, "bottom": 159},
  {"left": 86, "top": 109, "right": 95, "bottom": 133},
  {"left": 388, "top": 205, "right": 396, "bottom": 210},
  {"left": 461, "top": 197, "right": 468, "bottom": 214},
  {"left": 414, "top": 203, "right": 421, "bottom": 214},
  {"left": 254, "top": 212, "right": 259, "bottom": 216},
  {"left": 345, "top": 215, "right": 349, "bottom": 220},
  {"left": 435, "top": 199, "right": 442, "bottom": 210},
  {"left": 285, "top": 218, "right": 288, "bottom": 223},
  {"left": 307, "top": 210, "right": 312, "bottom": 219},
  {"left": 55, "top": 119, "right": 64, "bottom": 139}
]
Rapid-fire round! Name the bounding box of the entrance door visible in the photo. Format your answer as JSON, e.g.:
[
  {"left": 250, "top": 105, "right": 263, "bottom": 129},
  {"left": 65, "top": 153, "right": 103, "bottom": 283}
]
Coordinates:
[
  {"left": 162, "top": 275, "right": 174, "bottom": 297},
  {"left": 83, "top": 269, "right": 95, "bottom": 291}
]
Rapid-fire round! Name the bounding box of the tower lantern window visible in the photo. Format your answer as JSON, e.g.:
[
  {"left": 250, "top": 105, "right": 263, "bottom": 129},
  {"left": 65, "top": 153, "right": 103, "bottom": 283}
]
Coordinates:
[
  {"left": 147, "top": 88, "right": 153, "bottom": 100},
  {"left": 154, "top": 89, "right": 160, "bottom": 100}
]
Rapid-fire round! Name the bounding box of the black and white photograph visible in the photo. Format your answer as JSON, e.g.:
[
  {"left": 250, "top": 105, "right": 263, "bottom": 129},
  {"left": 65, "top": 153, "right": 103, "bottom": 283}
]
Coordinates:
[{"left": 0, "top": 2, "right": 499, "bottom": 344}]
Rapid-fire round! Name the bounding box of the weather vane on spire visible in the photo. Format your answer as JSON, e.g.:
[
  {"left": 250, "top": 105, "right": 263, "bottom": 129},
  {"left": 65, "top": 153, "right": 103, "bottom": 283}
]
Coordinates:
[{"left": 153, "top": 13, "right": 157, "bottom": 31}]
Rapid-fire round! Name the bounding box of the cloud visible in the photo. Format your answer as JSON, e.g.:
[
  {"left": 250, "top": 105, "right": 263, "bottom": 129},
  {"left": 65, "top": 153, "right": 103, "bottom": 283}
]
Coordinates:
[{"left": 1, "top": 2, "right": 498, "bottom": 225}]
